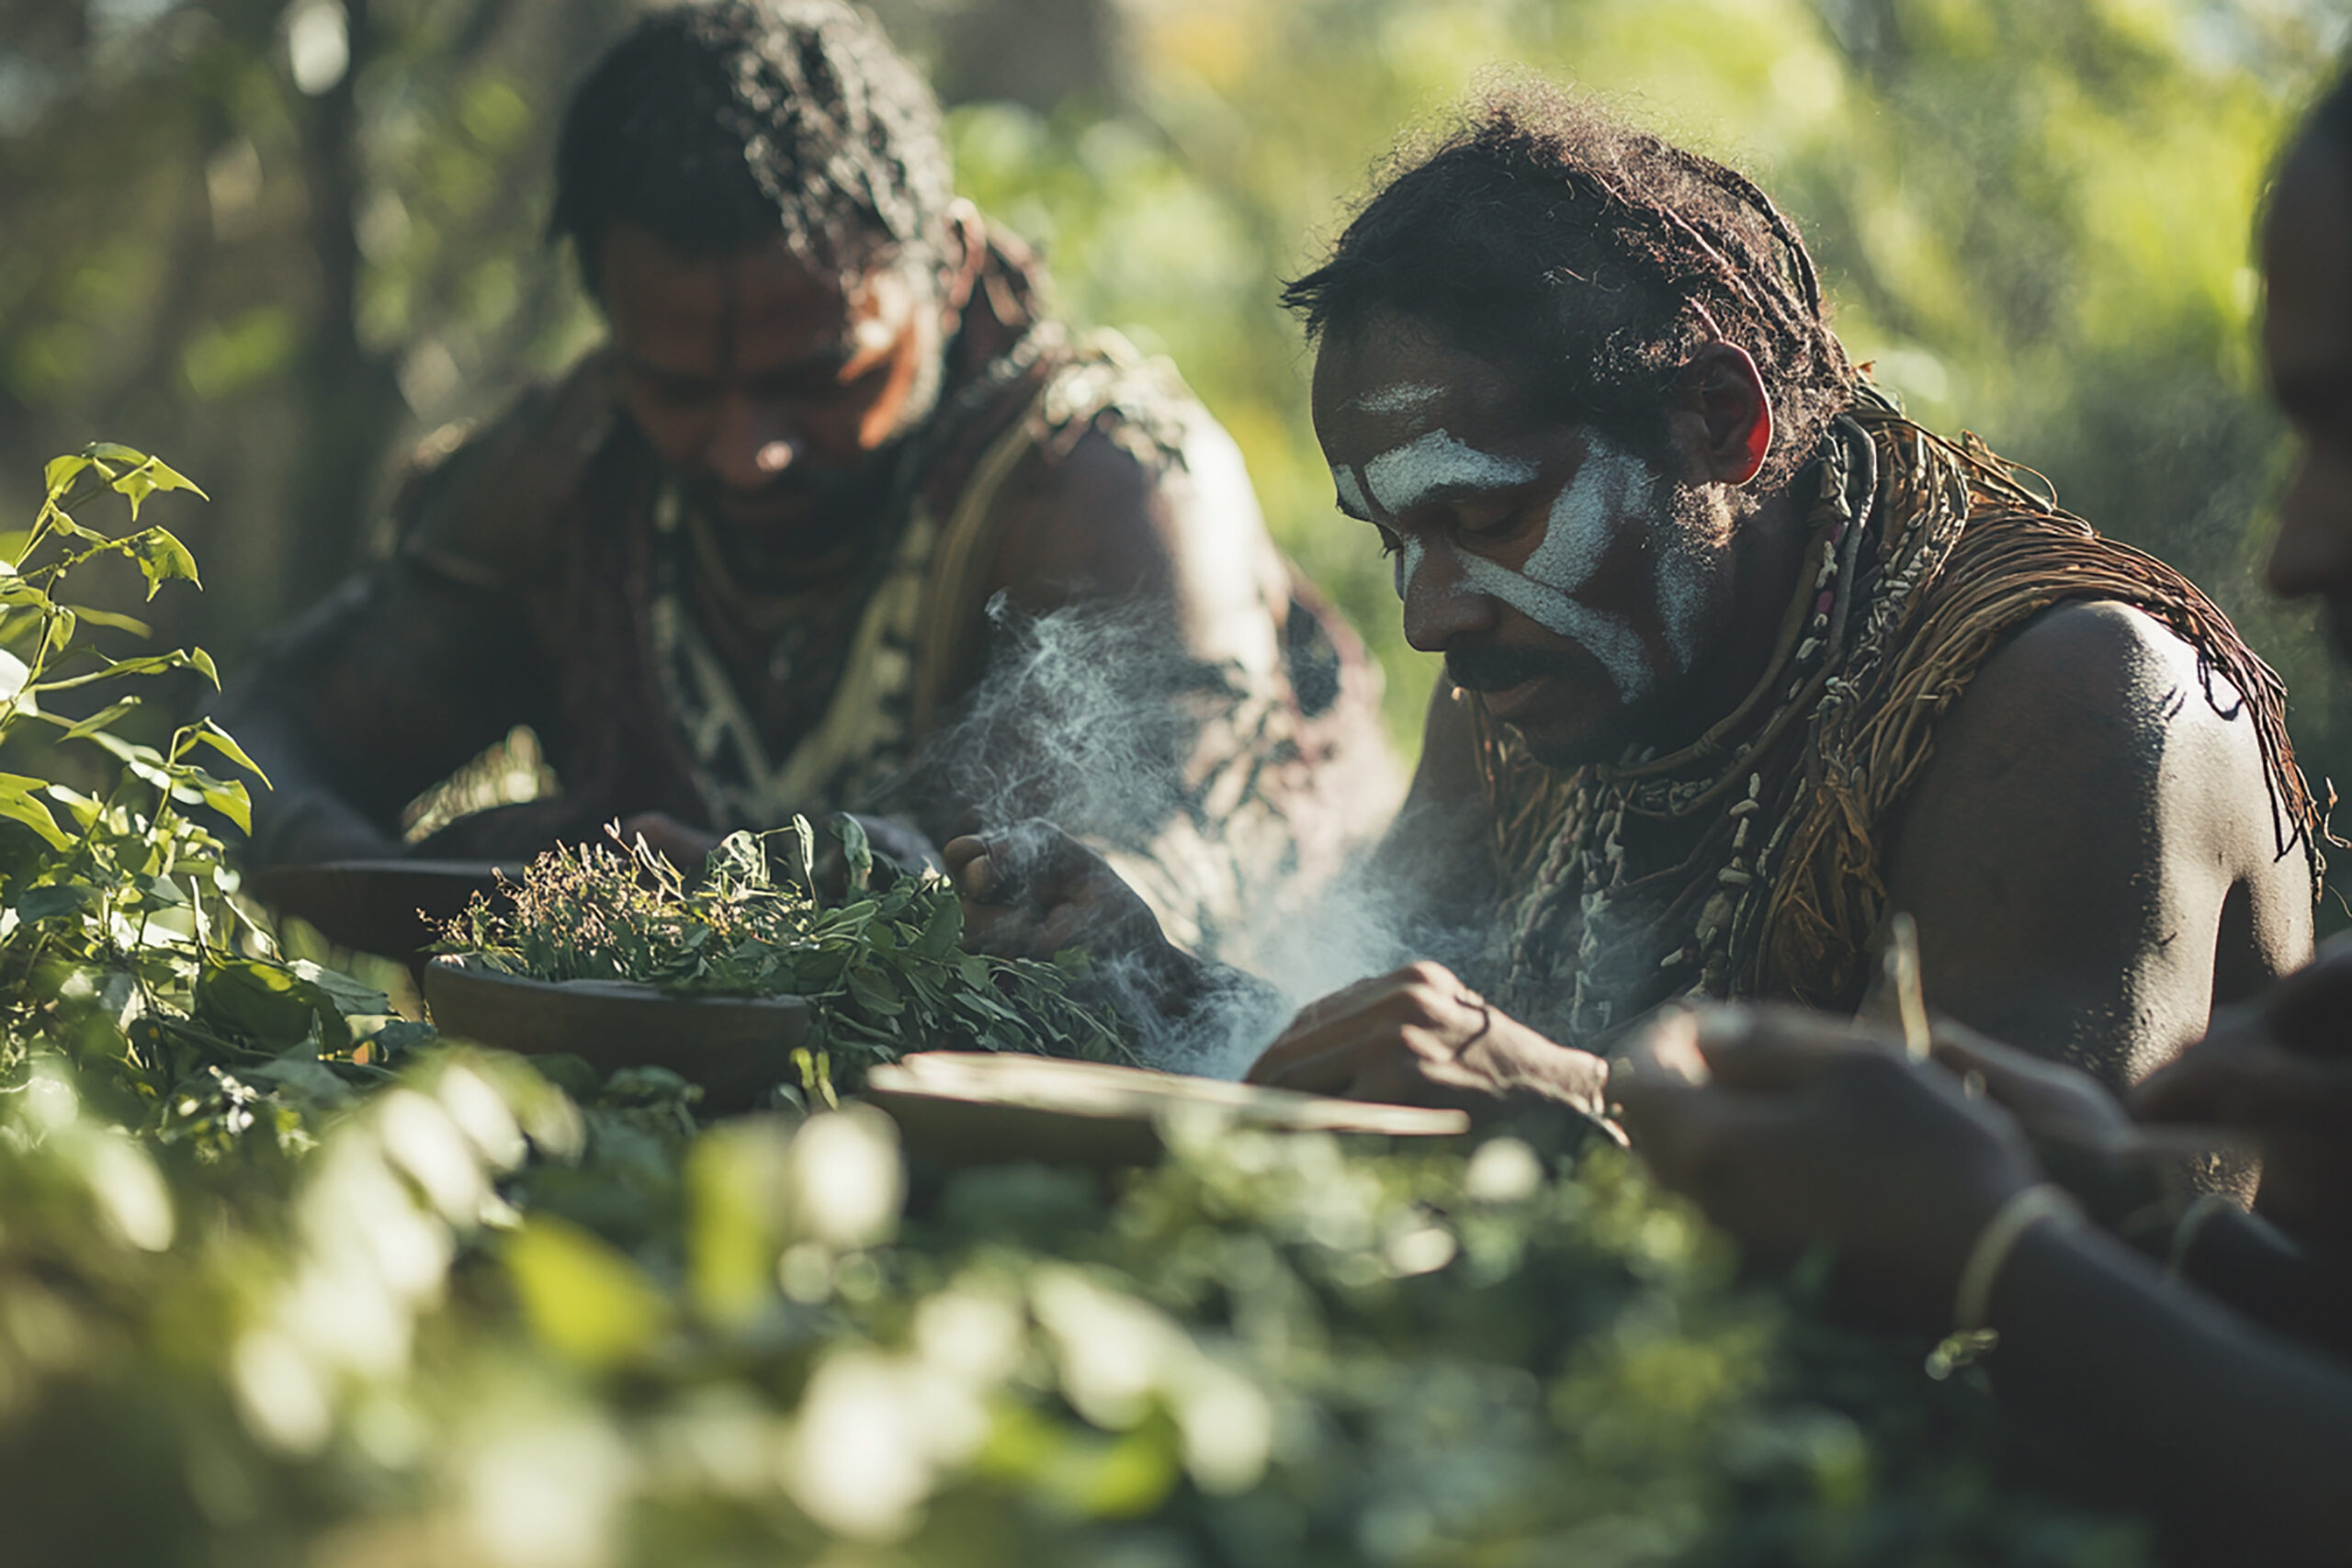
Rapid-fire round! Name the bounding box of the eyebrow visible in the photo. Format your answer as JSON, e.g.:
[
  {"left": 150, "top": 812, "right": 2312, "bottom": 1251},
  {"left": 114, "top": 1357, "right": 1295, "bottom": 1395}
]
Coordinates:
[{"left": 1362, "top": 430, "right": 1538, "bottom": 514}]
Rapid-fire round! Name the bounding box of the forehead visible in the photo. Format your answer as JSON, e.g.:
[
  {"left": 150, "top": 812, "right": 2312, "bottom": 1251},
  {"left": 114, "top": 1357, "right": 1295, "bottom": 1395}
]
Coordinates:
[
  {"left": 1310, "top": 315, "right": 1548, "bottom": 459},
  {"left": 599, "top": 223, "right": 916, "bottom": 366},
  {"left": 2265, "top": 146, "right": 2352, "bottom": 386}
]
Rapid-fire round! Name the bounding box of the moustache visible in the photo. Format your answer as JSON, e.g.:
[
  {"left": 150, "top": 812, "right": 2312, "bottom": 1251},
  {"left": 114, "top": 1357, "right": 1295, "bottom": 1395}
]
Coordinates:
[{"left": 1444, "top": 642, "right": 1582, "bottom": 692}]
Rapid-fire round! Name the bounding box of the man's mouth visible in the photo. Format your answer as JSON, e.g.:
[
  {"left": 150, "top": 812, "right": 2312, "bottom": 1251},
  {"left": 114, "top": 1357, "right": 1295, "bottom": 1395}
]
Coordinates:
[{"left": 1444, "top": 642, "right": 1580, "bottom": 693}]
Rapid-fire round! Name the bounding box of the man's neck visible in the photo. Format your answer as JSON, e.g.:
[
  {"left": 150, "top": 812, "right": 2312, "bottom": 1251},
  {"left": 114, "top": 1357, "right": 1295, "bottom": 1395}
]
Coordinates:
[{"left": 1645, "top": 477, "right": 1815, "bottom": 759}]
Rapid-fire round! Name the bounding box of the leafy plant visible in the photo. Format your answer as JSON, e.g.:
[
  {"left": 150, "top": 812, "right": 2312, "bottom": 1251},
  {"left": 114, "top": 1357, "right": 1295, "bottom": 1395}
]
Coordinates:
[
  {"left": 439, "top": 818, "right": 1137, "bottom": 1084},
  {"left": 0, "top": 450, "right": 2147, "bottom": 1565},
  {"left": 0, "top": 445, "right": 413, "bottom": 1140}
]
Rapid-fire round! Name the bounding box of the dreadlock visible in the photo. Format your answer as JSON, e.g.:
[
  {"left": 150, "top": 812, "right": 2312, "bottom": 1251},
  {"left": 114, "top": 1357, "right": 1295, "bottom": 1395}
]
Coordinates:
[
  {"left": 552, "top": 0, "right": 954, "bottom": 296},
  {"left": 1283, "top": 81, "right": 1854, "bottom": 489}
]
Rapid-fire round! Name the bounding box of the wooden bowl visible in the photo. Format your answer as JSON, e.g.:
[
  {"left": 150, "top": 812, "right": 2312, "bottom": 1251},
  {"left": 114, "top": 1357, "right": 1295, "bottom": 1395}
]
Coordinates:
[
  {"left": 863, "top": 1050, "right": 1471, "bottom": 1168},
  {"left": 423, "top": 955, "right": 812, "bottom": 1111}
]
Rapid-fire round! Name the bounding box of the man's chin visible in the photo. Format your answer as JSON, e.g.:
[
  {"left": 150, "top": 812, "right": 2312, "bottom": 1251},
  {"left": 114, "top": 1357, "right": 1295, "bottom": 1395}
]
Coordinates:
[{"left": 1463, "top": 676, "right": 1626, "bottom": 768}]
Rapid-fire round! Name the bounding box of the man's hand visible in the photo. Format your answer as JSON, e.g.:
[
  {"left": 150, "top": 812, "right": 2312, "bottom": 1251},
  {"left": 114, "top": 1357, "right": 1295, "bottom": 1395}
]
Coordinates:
[
  {"left": 1613, "top": 1007, "right": 2042, "bottom": 1325},
  {"left": 1245, "top": 962, "right": 1611, "bottom": 1124},
  {"left": 2134, "top": 938, "right": 2352, "bottom": 1257},
  {"left": 944, "top": 820, "right": 1186, "bottom": 965}
]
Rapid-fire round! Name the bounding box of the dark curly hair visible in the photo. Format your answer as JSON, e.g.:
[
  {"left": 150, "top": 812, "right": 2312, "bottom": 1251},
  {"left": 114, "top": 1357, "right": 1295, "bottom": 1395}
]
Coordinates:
[
  {"left": 1283, "top": 82, "right": 1854, "bottom": 489},
  {"left": 552, "top": 0, "right": 954, "bottom": 295}
]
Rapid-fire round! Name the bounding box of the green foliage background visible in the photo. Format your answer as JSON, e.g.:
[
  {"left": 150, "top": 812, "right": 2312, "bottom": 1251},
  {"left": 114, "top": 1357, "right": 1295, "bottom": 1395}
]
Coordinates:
[{"left": 1, "top": 0, "right": 2346, "bottom": 833}]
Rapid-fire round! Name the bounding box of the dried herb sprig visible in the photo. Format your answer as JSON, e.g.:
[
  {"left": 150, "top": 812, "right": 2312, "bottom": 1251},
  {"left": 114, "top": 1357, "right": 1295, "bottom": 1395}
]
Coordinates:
[{"left": 438, "top": 817, "right": 1136, "bottom": 1085}]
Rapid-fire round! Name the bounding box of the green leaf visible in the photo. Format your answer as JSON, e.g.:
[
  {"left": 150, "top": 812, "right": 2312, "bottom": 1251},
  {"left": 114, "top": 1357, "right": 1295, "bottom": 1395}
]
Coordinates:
[
  {"left": 0, "top": 773, "right": 71, "bottom": 849},
  {"left": 834, "top": 812, "right": 873, "bottom": 894},
  {"left": 190, "top": 719, "right": 269, "bottom": 786},
  {"left": 195, "top": 957, "right": 351, "bottom": 1052},
  {"left": 58, "top": 696, "right": 140, "bottom": 740},
  {"left": 43, "top": 455, "right": 90, "bottom": 497},
  {"left": 86, "top": 443, "right": 146, "bottom": 466},
  {"left": 17, "top": 884, "right": 94, "bottom": 921},
  {"left": 505, "top": 1214, "right": 670, "bottom": 1369},
  {"left": 127, "top": 527, "right": 201, "bottom": 597},
  {"left": 197, "top": 776, "right": 252, "bottom": 834},
  {"left": 290, "top": 958, "right": 390, "bottom": 1019},
  {"left": 63, "top": 604, "right": 152, "bottom": 637}
]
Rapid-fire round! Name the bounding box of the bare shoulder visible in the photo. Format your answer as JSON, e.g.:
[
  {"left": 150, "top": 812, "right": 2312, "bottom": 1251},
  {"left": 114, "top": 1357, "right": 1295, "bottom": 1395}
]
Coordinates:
[
  {"left": 1888, "top": 596, "right": 2310, "bottom": 1074},
  {"left": 1946, "top": 599, "right": 2278, "bottom": 844},
  {"left": 983, "top": 402, "right": 1288, "bottom": 665}
]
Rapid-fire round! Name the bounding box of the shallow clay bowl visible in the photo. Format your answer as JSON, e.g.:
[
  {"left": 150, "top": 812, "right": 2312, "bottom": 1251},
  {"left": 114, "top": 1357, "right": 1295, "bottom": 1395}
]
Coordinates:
[
  {"left": 423, "top": 955, "right": 811, "bottom": 1111},
  {"left": 863, "top": 1050, "right": 1471, "bottom": 1168},
  {"left": 251, "top": 859, "right": 520, "bottom": 959}
]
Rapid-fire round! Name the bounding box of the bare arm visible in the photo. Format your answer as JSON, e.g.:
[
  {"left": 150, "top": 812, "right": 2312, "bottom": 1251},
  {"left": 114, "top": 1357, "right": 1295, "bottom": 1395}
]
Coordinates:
[
  {"left": 1883, "top": 600, "right": 2312, "bottom": 1088},
  {"left": 1615, "top": 1008, "right": 2352, "bottom": 1564}
]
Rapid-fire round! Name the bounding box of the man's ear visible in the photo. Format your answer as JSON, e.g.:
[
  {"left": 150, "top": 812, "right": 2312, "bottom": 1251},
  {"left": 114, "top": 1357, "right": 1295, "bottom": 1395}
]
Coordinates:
[
  {"left": 1679, "top": 342, "right": 1773, "bottom": 485},
  {"left": 941, "top": 198, "right": 986, "bottom": 317}
]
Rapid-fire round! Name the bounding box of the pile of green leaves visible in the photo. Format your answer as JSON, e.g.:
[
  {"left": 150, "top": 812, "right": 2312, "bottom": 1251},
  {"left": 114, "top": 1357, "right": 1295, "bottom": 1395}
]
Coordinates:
[
  {"left": 439, "top": 817, "right": 1136, "bottom": 1082},
  {"left": 0, "top": 452, "right": 2147, "bottom": 1566}
]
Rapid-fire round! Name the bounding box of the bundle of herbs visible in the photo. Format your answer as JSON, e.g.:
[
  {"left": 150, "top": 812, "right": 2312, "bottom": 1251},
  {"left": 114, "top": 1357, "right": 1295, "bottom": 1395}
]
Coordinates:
[{"left": 437, "top": 817, "right": 1136, "bottom": 1087}]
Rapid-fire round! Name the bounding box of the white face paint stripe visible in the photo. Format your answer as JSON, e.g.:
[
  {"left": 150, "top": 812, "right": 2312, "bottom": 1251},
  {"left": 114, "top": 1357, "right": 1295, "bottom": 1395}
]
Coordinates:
[
  {"left": 1350, "top": 382, "right": 1444, "bottom": 414},
  {"left": 1524, "top": 443, "right": 1649, "bottom": 597},
  {"left": 1459, "top": 557, "right": 1651, "bottom": 702},
  {"left": 1340, "top": 427, "right": 1683, "bottom": 705},
  {"left": 1333, "top": 465, "right": 1370, "bottom": 518},
  {"left": 1363, "top": 430, "right": 1537, "bottom": 516},
  {"left": 1392, "top": 535, "right": 1427, "bottom": 602}
]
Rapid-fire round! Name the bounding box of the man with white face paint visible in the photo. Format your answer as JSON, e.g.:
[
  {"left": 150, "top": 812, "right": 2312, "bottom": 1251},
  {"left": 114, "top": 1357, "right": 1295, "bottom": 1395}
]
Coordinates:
[{"left": 956, "top": 84, "right": 2318, "bottom": 1134}]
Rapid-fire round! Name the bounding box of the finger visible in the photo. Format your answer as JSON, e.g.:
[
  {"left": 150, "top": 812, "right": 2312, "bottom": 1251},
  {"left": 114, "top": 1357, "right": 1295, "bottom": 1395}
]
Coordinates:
[
  {"left": 942, "top": 834, "right": 988, "bottom": 878},
  {"left": 1928, "top": 1021, "right": 2086, "bottom": 1106},
  {"left": 1695, "top": 1005, "right": 1898, "bottom": 1093},
  {"left": 2254, "top": 945, "right": 2352, "bottom": 1057},
  {"left": 2134, "top": 1043, "right": 2352, "bottom": 1131},
  {"left": 1611, "top": 1010, "right": 1712, "bottom": 1089},
  {"left": 948, "top": 845, "right": 1007, "bottom": 904},
  {"left": 1247, "top": 1032, "right": 1374, "bottom": 1094}
]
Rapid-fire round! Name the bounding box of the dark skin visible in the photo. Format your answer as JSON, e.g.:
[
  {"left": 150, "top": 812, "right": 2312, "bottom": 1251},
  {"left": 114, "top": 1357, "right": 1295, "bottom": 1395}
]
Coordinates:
[
  {"left": 226, "top": 209, "right": 1312, "bottom": 875},
  {"left": 959, "top": 309, "right": 2307, "bottom": 1110},
  {"left": 1603, "top": 135, "right": 2352, "bottom": 1566},
  {"left": 1612, "top": 1010, "right": 2352, "bottom": 1564}
]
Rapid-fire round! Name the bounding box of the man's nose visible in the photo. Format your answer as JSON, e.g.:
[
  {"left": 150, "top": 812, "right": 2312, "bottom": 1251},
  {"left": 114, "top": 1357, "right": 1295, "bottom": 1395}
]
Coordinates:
[
  {"left": 2267, "top": 451, "right": 2352, "bottom": 601},
  {"left": 708, "top": 399, "right": 800, "bottom": 491},
  {"left": 1399, "top": 539, "right": 1500, "bottom": 652}
]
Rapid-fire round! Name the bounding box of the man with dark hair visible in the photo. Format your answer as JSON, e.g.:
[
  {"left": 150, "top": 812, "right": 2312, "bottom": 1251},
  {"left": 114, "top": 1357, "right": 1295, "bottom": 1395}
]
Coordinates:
[
  {"left": 1602, "top": 72, "right": 2352, "bottom": 1559},
  {"left": 957, "top": 84, "right": 2317, "bottom": 1115},
  {"left": 217, "top": 0, "right": 1395, "bottom": 954}
]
